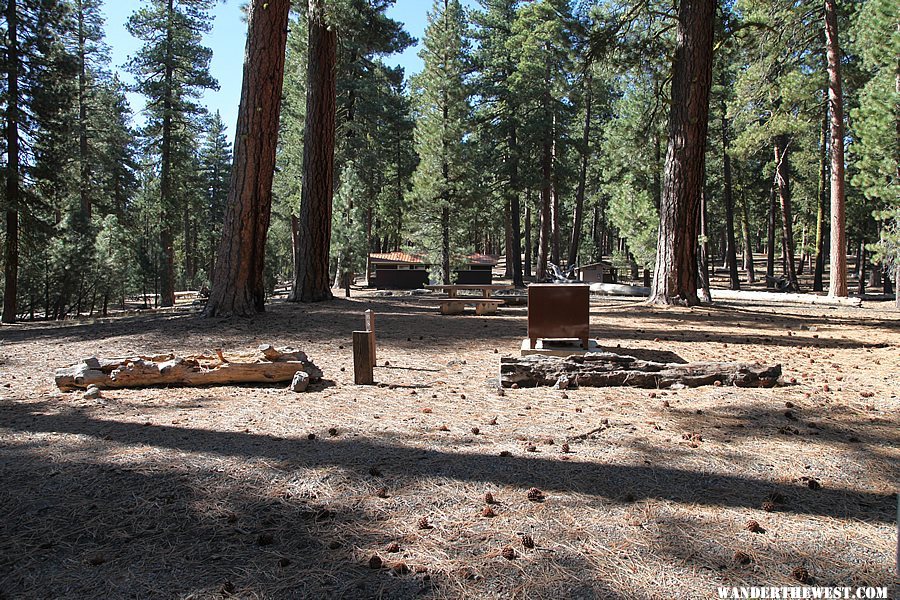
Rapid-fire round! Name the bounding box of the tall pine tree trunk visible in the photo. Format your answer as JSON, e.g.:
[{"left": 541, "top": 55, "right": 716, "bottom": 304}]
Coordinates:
[
  {"left": 538, "top": 134, "right": 552, "bottom": 280},
  {"left": 503, "top": 201, "right": 513, "bottom": 278},
  {"left": 813, "top": 96, "right": 828, "bottom": 291},
  {"left": 441, "top": 205, "right": 451, "bottom": 284},
  {"left": 856, "top": 239, "right": 866, "bottom": 295},
  {"left": 766, "top": 186, "right": 776, "bottom": 287},
  {"left": 524, "top": 195, "right": 532, "bottom": 279},
  {"left": 3, "top": 0, "right": 20, "bottom": 323},
  {"left": 77, "top": 0, "right": 91, "bottom": 220},
  {"left": 774, "top": 135, "right": 799, "bottom": 291},
  {"left": 698, "top": 189, "right": 712, "bottom": 302},
  {"left": 648, "top": 0, "right": 715, "bottom": 306},
  {"left": 739, "top": 187, "right": 755, "bottom": 283},
  {"left": 550, "top": 113, "right": 560, "bottom": 266},
  {"left": 721, "top": 97, "right": 740, "bottom": 290},
  {"left": 159, "top": 0, "right": 177, "bottom": 308},
  {"left": 568, "top": 70, "right": 592, "bottom": 269},
  {"left": 290, "top": 0, "right": 337, "bottom": 303},
  {"left": 825, "top": 0, "right": 848, "bottom": 297},
  {"left": 203, "top": 0, "right": 290, "bottom": 317},
  {"left": 509, "top": 120, "right": 523, "bottom": 287}
]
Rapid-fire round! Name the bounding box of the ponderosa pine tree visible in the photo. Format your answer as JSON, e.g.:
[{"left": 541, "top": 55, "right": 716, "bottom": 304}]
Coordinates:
[
  {"left": 289, "top": 0, "right": 337, "bottom": 302},
  {"left": 196, "top": 111, "right": 231, "bottom": 283},
  {"left": 508, "top": 0, "right": 573, "bottom": 281},
  {"left": 128, "top": 0, "right": 217, "bottom": 308},
  {"left": 471, "top": 0, "right": 523, "bottom": 286},
  {"left": 824, "top": 0, "right": 848, "bottom": 297},
  {"left": 203, "top": 0, "right": 290, "bottom": 317},
  {"left": 74, "top": 0, "right": 105, "bottom": 220},
  {"left": 1, "top": 0, "right": 76, "bottom": 322},
  {"left": 409, "top": 0, "right": 471, "bottom": 284},
  {"left": 648, "top": 0, "right": 715, "bottom": 306},
  {"left": 849, "top": 0, "right": 898, "bottom": 300}
]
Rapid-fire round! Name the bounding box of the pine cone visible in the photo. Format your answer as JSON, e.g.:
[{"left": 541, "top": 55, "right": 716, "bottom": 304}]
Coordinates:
[
  {"left": 521, "top": 534, "right": 535, "bottom": 549},
  {"left": 746, "top": 520, "right": 762, "bottom": 533},
  {"left": 417, "top": 516, "right": 431, "bottom": 530},
  {"left": 501, "top": 546, "right": 517, "bottom": 560},
  {"left": 391, "top": 561, "right": 409, "bottom": 575},
  {"left": 526, "top": 487, "right": 544, "bottom": 502},
  {"left": 733, "top": 551, "right": 751, "bottom": 565},
  {"left": 368, "top": 555, "right": 383, "bottom": 569},
  {"left": 484, "top": 492, "right": 495, "bottom": 505},
  {"left": 791, "top": 566, "right": 810, "bottom": 583},
  {"left": 481, "top": 506, "right": 496, "bottom": 518},
  {"left": 385, "top": 542, "right": 400, "bottom": 553}
]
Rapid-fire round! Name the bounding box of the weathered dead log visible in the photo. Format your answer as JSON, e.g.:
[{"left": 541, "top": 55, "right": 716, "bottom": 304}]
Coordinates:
[
  {"left": 500, "top": 353, "right": 780, "bottom": 389},
  {"left": 55, "top": 344, "right": 323, "bottom": 392}
]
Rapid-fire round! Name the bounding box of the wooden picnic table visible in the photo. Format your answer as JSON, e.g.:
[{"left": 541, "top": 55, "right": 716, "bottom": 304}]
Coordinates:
[{"left": 423, "top": 284, "right": 513, "bottom": 299}]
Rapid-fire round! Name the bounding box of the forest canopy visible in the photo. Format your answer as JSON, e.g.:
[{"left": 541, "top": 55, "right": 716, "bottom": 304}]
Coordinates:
[{"left": 0, "top": 0, "right": 897, "bottom": 320}]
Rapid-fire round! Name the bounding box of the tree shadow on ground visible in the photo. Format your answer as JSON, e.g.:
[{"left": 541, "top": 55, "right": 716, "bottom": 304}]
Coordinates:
[
  {"left": 0, "top": 297, "right": 529, "bottom": 352},
  {"left": 2, "top": 296, "right": 895, "bottom": 358},
  {"left": 1, "top": 399, "right": 895, "bottom": 598},
  {"left": 2, "top": 402, "right": 892, "bottom": 525},
  {"left": 0, "top": 406, "right": 629, "bottom": 599}
]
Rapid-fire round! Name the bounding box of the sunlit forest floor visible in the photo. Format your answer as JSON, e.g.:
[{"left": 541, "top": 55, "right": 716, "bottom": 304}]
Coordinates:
[{"left": 0, "top": 289, "right": 897, "bottom": 599}]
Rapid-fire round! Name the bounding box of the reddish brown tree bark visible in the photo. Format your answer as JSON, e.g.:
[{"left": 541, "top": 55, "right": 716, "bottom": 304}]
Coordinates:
[
  {"left": 289, "top": 0, "right": 337, "bottom": 302},
  {"left": 648, "top": 0, "right": 715, "bottom": 306},
  {"left": 202, "top": 0, "right": 291, "bottom": 317},
  {"left": 825, "top": 0, "right": 847, "bottom": 297}
]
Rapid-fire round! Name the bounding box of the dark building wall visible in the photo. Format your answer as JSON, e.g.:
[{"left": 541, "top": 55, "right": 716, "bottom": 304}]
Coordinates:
[
  {"left": 454, "top": 269, "right": 492, "bottom": 284},
  {"left": 371, "top": 269, "right": 429, "bottom": 289}
]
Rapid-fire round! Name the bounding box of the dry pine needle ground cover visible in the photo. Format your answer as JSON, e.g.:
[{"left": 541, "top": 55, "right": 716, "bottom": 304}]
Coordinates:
[{"left": 0, "top": 292, "right": 897, "bottom": 599}]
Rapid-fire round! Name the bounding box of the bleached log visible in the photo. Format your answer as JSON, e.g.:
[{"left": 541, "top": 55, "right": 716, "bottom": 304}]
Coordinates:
[
  {"left": 55, "top": 344, "right": 322, "bottom": 392},
  {"left": 708, "top": 289, "right": 862, "bottom": 307},
  {"left": 588, "top": 282, "right": 863, "bottom": 307},
  {"left": 589, "top": 283, "right": 651, "bottom": 297},
  {"left": 500, "top": 353, "right": 781, "bottom": 389}
]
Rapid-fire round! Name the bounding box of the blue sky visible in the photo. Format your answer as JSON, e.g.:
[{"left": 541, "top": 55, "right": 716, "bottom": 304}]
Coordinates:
[{"left": 101, "top": 0, "right": 477, "bottom": 142}]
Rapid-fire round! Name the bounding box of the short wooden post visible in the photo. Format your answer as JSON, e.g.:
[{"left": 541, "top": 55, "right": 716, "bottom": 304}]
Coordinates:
[
  {"left": 364, "top": 309, "right": 376, "bottom": 364},
  {"left": 352, "top": 331, "right": 374, "bottom": 385}
]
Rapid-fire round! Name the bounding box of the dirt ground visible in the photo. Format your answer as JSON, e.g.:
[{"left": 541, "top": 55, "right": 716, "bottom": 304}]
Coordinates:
[{"left": 0, "top": 290, "right": 897, "bottom": 599}]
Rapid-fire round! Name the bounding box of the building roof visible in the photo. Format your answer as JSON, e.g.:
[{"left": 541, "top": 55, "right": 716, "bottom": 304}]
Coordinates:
[
  {"left": 369, "top": 252, "right": 427, "bottom": 265},
  {"left": 578, "top": 261, "right": 615, "bottom": 269},
  {"left": 578, "top": 260, "right": 613, "bottom": 269},
  {"left": 466, "top": 253, "right": 499, "bottom": 266}
]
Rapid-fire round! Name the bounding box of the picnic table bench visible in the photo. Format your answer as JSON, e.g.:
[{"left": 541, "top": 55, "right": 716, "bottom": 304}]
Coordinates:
[
  {"left": 424, "top": 284, "right": 514, "bottom": 298},
  {"left": 424, "top": 284, "right": 513, "bottom": 315}
]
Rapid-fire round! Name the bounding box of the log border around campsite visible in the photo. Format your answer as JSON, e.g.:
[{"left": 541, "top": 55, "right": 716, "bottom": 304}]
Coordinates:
[{"left": 500, "top": 353, "right": 781, "bottom": 389}]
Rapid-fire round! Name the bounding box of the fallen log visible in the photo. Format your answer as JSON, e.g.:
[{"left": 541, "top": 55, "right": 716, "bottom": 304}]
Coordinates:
[
  {"left": 55, "top": 344, "right": 323, "bottom": 392},
  {"left": 499, "top": 353, "right": 781, "bottom": 389},
  {"left": 588, "top": 282, "right": 864, "bottom": 307},
  {"left": 589, "top": 283, "right": 651, "bottom": 297},
  {"left": 708, "top": 289, "right": 862, "bottom": 307}
]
